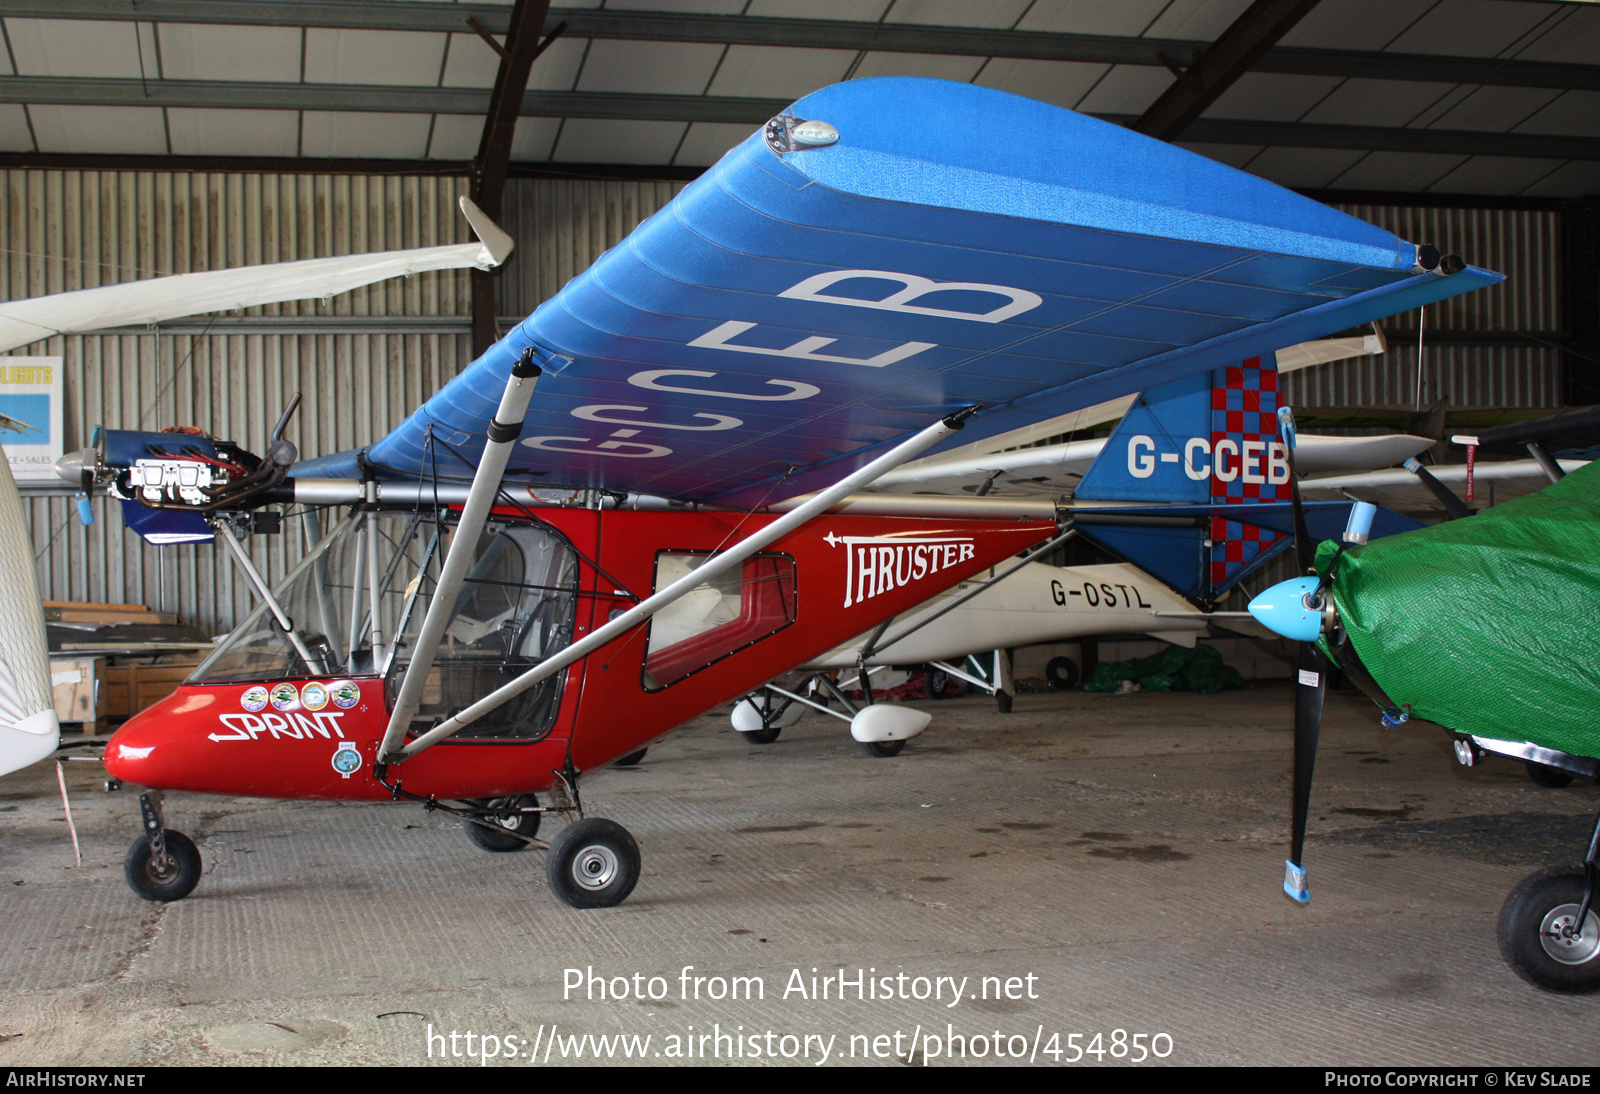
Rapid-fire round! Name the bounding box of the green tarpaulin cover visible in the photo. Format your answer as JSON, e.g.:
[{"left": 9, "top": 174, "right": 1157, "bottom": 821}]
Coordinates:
[
  {"left": 1319, "top": 460, "right": 1600, "bottom": 758},
  {"left": 1083, "top": 643, "right": 1246, "bottom": 694}
]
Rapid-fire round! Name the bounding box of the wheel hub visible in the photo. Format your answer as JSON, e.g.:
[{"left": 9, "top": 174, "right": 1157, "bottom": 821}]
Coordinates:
[
  {"left": 572, "top": 844, "right": 619, "bottom": 891},
  {"left": 1539, "top": 904, "right": 1600, "bottom": 965}
]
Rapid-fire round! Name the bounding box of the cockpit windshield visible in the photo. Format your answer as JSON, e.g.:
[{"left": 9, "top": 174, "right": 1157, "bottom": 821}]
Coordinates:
[{"left": 192, "top": 511, "right": 582, "bottom": 741}]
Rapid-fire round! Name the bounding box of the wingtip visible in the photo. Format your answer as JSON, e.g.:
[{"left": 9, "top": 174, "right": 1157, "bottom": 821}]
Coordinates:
[{"left": 458, "top": 195, "right": 515, "bottom": 269}]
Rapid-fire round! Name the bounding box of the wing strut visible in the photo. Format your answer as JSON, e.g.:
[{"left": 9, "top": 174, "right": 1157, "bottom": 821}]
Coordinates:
[
  {"left": 378, "top": 348, "right": 545, "bottom": 763},
  {"left": 381, "top": 404, "right": 983, "bottom": 765}
]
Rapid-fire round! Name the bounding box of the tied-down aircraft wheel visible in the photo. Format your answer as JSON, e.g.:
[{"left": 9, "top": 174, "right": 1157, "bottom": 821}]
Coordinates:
[
  {"left": 924, "top": 667, "right": 950, "bottom": 700},
  {"left": 614, "top": 748, "right": 648, "bottom": 767},
  {"left": 546, "top": 818, "right": 641, "bottom": 909},
  {"left": 124, "top": 831, "right": 202, "bottom": 902},
  {"left": 739, "top": 727, "right": 781, "bottom": 745},
  {"left": 1497, "top": 867, "right": 1600, "bottom": 993},
  {"left": 862, "top": 740, "right": 905, "bottom": 758},
  {"left": 463, "top": 795, "right": 541, "bottom": 853}
]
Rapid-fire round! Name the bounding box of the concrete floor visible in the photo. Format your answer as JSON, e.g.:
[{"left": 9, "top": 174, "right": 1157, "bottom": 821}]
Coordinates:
[{"left": 2, "top": 682, "right": 1597, "bottom": 1067}]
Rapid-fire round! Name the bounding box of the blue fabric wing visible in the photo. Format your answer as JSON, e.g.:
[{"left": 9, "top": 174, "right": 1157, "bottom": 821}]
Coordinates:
[{"left": 339, "top": 77, "right": 1501, "bottom": 505}]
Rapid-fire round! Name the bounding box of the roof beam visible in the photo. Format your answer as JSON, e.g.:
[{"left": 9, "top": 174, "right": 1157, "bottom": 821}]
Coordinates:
[
  {"left": 6, "top": 2, "right": 1600, "bottom": 92},
  {"left": 1134, "top": 0, "right": 1322, "bottom": 141},
  {"left": 4, "top": 77, "right": 1596, "bottom": 161}
]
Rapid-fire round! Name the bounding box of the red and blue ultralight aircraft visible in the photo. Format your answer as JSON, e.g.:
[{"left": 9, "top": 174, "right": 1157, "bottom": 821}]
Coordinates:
[{"left": 65, "top": 78, "right": 1497, "bottom": 909}]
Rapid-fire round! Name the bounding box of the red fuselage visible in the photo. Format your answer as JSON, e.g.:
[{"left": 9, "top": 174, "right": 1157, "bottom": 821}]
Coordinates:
[{"left": 106, "top": 508, "right": 1053, "bottom": 801}]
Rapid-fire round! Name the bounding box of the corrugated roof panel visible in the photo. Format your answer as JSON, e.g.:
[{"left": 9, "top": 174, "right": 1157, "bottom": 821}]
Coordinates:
[
  {"left": 439, "top": 32, "right": 502, "bottom": 89},
  {"left": 1512, "top": 5, "right": 1600, "bottom": 63},
  {"left": 167, "top": 108, "right": 299, "bottom": 157},
  {"left": 1204, "top": 72, "right": 1346, "bottom": 122},
  {"left": 576, "top": 39, "right": 724, "bottom": 95},
  {"left": 28, "top": 104, "right": 167, "bottom": 154},
  {"left": 1423, "top": 85, "right": 1564, "bottom": 133},
  {"left": 301, "top": 111, "right": 432, "bottom": 158},
  {"left": 1301, "top": 78, "right": 1457, "bottom": 127},
  {"left": 849, "top": 51, "right": 985, "bottom": 81},
  {"left": 705, "top": 45, "right": 854, "bottom": 99},
  {"left": 529, "top": 38, "right": 591, "bottom": 92},
  {"left": 746, "top": 0, "right": 890, "bottom": 20},
  {"left": 1329, "top": 150, "right": 1469, "bottom": 190},
  {"left": 511, "top": 117, "right": 561, "bottom": 160},
  {"left": 973, "top": 58, "right": 1110, "bottom": 110},
  {"left": 1385, "top": 0, "right": 1561, "bottom": 58},
  {"left": 1513, "top": 90, "right": 1600, "bottom": 137},
  {"left": 1245, "top": 146, "right": 1367, "bottom": 188},
  {"left": 156, "top": 23, "right": 303, "bottom": 83},
  {"left": 1074, "top": 64, "right": 1171, "bottom": 114},
  {"left": 303, "top": 28, "right": 447, "bottom": 87},
  {"left": 885, "top": 0, "right": 1034, "bottom": 28},
  {"left": 0, "top": 104, "right": 31, "bottom": 152},
  {"left": 1522, "top": 160, "right": 1600, "bottom": 197},
  {"left": 673, "top": 121, "right": 758, "bottom": 166},
  {"left": 5, "top": 17, "right": 143, "bottom": 79},
  {"left": 1017, "top": 0, "right": 1169, "bottom": 36},
  {"left": 603, "top": 0, "right": 746, "bottom": 12},
  {"left": 1277, "top": 0, "right": 1435, "bottom": 50},
  {"left": 1427, "top": 154, "right": 1565, "bottom": 194},
  {"left": 553, "top": 118, "right": 688, "bottom": 163},
  {"left": 1175, "top": 141, "right": 1262, "bottom": 168},
  {"left": 1143, "top": 0, "right": 1254, "bottom": 40},
  {"left": 427, "top": 113, "right": 482, "bottom": 159}
]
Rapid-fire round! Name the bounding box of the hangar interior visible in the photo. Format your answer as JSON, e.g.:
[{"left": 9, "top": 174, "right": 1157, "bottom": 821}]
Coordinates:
[
  {"left": 4, "top": 0, "right": 1598, "bottom": 635},
  {"left": 3, "top": 0, "right": 1600, "bottom": 1067}
]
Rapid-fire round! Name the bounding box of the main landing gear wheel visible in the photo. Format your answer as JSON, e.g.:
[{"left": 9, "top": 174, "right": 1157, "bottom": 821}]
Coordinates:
[
  {"left": 739, "top": 727, "right": 781, "bottom": 745},
  {"left": 463, "top": 795, "right": 541, "bottom": 853},
  {"left": 1046, "top": 656, "right": 1080, "bottom": 691},
  {"left": 1526, "top": 761, "right": 1575, "bottom": 789},
  {"left": 546, "top": 818, "right": 641, "bottom": 909},
  {"left": 863, "top": 739, "right": 905, "bottom": 758},
  {"left": 924, "top": 667, "right": 950, "bottom": 700},
  {"left": 1497, "top": 867, "right": 1600, "bottom": 993},
  {"left": 996, "top": 690, "right": 1013, "bottom": 714},
  {"left": 614, "top": 748, "right": 648, "bottom": 767},
  {"left": 124, "top": 830, "right": 202, "bottom": 902}
]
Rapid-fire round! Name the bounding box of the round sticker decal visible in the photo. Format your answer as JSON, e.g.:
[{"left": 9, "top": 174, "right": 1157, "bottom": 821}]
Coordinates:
[
  {"left": 269, "top": 682, "right": 300, "bottom": 711},
  {"left": 241, "top": 686, "right": 269, "bottom": 713},
  {"left": 329, "top": 680, "right": 361, "bottom": 710},
  {"left": 332, "top": 741, "right": 362, "bottom": 779},
  {"left": 301, "top": 681, "right": 329, "bottom": 711}
]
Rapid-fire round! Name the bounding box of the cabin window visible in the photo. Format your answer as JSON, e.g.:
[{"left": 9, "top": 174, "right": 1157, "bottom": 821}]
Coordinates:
[{"left": 642, "top": 551, "right": 797, "bottom": 691}]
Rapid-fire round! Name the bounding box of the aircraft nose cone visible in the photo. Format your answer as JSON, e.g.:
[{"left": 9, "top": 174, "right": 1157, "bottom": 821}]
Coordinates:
[
  {"left": 1247, "top": 577, "right": 1327, "bottom": 642},
  {"left": 54, "top": 448, "right": 90, "bottom": 486}
]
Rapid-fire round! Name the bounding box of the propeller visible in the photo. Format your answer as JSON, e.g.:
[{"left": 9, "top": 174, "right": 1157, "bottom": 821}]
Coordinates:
[{"left": 1248, "top": 407, "right": 1376, "bottom": 903}]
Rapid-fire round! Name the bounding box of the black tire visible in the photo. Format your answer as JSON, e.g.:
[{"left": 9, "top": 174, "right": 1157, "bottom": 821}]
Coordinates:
[
  {"left": 614, "top": 748, "right": 648, "bottom": 767},
  {"left": 1045, "top": 656, "right": 1080, "bottom": 691},
  {"left": 996, "top": 689, "right": 1013, "bottom": 714},
  {"left": 863, "top": 739, "right": 906, "bottom": 758},
  {"left": 739, "top": 727, "right": 781, "bottom": 745},
  {"left": 1497, "top": 867, "right": 1600, "bottom": 993},
  {"left": 924, "top": 667, "right": 950, "bottom": 700},
  {"left": 124, "top": 830, "right": 202, "bottom": 902},
  {"left": 546, "top": 818, "right": 641, "bottom": 909},
  {"left": 463, "top": 795, "right": 541, "bottom": 853},
  {"left": 1526, "top": 761, "right": 1575, "bottom": 789}
]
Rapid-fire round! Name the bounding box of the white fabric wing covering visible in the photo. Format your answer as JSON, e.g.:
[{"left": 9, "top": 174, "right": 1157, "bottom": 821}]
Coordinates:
[
  {"left": 0, "top": 453, "right": 58, "bottom": 775},
  {"left": 0, "top": 196, "right": 511, "bottom": 354}
]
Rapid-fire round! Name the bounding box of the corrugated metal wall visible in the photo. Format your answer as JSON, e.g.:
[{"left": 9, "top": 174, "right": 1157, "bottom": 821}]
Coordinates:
[
  {"left": 1281, "top": 203, "right": 1563, "bottom": 409},
  {"left": 6, "top": 175, "right": 1565, "bottom": 634}
]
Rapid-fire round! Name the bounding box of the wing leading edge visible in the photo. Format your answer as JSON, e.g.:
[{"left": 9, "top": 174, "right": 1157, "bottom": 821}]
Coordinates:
[{"left": 343, "top": 77, "right": 1500, "bottom": 506}]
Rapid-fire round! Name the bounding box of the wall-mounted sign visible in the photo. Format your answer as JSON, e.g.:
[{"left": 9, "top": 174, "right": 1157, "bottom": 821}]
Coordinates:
[{"left": 0, "top": 356, "right": 64, "bottom": 481}]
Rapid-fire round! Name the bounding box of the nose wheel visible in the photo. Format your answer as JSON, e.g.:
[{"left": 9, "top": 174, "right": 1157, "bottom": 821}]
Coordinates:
[
  {"left": 546, "top": 817, "right": 641, "bottom": 908},
  {"left": 124, "top": 792, "right": 203, "bottom": 902}
]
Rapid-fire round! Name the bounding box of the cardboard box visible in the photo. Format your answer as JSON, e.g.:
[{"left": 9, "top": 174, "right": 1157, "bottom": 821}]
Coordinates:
[{"left": 50, "top": 657, "right": 108, "bottom": 731}]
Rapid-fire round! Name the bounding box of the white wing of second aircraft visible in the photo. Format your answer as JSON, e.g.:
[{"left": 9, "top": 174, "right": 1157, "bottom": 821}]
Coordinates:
[
  {"left": 1298, "top": 458, "right": 1588, "bottom": 513},
  {"left": 0, "top": 196, "right": 510, "bottom": 354}
]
